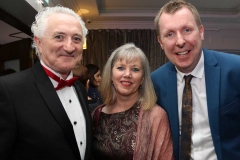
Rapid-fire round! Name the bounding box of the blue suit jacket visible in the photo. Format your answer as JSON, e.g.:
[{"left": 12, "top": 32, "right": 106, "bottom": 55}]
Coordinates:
[{"left": 151, "top": 48, "right": 240, "bottom": 160}]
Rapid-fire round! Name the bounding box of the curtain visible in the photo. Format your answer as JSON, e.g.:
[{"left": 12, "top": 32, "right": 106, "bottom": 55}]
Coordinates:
[{"left": 82, "top": 29, "right": 168, "bottom": 72}]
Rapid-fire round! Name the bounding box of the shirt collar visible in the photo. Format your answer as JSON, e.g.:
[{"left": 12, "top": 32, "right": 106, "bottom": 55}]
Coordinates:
[
  {"left": 40, "top": 60, "right": 73, "bottom": 81},
  {"left": 176, "top": 50, "right": 204, "bottom": 82}
]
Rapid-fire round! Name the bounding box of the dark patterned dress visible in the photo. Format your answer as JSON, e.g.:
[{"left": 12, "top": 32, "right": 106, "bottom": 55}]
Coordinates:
[{"left": 92, "top": 103, "right": 140, "bottom": 160}]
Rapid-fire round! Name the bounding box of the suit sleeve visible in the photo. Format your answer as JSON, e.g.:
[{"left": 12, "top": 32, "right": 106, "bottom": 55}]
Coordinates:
[{"left": 0, "top": 79, "right": 17, "bottom": 159}]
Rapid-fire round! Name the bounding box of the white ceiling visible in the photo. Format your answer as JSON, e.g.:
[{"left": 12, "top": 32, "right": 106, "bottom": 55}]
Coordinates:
[
  {"left": 56, "top": 0, "right": 240, "bottom": 29},
  {"left": 1, "top": 0, "right": 240, "bottom": 45}
]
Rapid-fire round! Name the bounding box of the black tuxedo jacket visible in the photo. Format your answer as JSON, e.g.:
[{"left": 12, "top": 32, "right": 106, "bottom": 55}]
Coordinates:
[{"left": 0, "top": 62, "right": 93, "bottom": 160}]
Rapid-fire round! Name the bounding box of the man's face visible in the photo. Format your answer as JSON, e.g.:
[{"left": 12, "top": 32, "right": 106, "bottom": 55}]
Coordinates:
[
  {"left": 158, "top": 7, "right": 204, "bottom": 73},
  {"left": 34, "top": 13, "right": 83, "bottom": 78}
]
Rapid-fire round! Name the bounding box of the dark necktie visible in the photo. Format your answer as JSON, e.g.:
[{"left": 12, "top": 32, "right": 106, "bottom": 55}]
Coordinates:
[
  {"left": 180, "top": 75, "right": 193, "bottom": 160},
  {"left": 42, "top": 66, "right": 78, "bottom": 90}
]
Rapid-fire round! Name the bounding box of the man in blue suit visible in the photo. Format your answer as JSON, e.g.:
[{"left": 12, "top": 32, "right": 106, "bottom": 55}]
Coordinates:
[{"left": 151, "top": 1, "right": 240, "bottom": 160}]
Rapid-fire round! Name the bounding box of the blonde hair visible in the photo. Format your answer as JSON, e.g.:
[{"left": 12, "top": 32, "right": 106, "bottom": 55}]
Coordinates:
[
  {"left": 99, "top": 43, "right": 157, "bottom": 110},
  {"left": 154, "top": 0, "right": 202, "bottom": 36}
]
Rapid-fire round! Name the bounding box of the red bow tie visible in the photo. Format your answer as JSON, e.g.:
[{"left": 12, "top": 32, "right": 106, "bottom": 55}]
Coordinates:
[{"left": 42, "top": 66, "right": 78, "bottom": 90}]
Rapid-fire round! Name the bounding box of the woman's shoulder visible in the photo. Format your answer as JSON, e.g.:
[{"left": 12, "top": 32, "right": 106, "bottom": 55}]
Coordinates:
[
  {"left": 146, "top": 104, "right": 167, "bottom": 115},
  {"left": 91, "top": 104, "right": 105, "bottom": 117},
  {"left": 142, "top": 104, "right": 168, "bottom": 122}
]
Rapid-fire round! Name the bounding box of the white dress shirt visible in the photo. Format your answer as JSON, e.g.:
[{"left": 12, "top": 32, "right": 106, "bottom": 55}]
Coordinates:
[
  {"left": 41, "top": 61, "right": 86, "bottom": 159},
  {"left": 176, "top": 52, "right": 217, "bottom": 160}
]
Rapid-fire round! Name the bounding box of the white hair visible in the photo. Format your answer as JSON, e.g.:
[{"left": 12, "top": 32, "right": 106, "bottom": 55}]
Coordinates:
[{"left": 31, "top": 5, "right": 88, "bottom": 57}]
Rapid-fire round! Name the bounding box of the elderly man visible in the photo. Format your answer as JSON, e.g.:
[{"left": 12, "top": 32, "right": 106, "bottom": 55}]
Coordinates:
[{"left": 0, "top": 6, "right": 92, "bottom": 160}]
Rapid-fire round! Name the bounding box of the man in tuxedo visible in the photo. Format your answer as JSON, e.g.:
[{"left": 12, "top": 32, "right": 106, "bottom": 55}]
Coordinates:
[
  {"left": 151, "top": 0, "right": 240, "bottom": 160},
  {"left": 0, "top": 6, "right": 92, "bottom": 160}
]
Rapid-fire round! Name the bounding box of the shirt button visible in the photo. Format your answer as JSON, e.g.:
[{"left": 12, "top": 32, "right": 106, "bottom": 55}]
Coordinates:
[
  {"left": 73, "top": 121, "right": 77, "bottom": 125},
  {"left": 80, "top": 141, "right": 83, "bottom": 145},
  {"left": 69, "top": 99, "right": 72, "bottom": 103}
]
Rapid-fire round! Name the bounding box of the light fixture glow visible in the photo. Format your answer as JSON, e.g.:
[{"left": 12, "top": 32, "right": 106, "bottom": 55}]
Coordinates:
[
  {"left": 80, "top": 9, "right": 89, "bottom": 14},
  {"left": 83, "top": 38, "right": 87, "bottom": 50},
  {"left": 37, "top": 0, "right": 43, "bottom": 4}
]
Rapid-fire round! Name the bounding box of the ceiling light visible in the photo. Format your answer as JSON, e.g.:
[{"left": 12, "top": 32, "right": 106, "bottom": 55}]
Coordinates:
[{"left": 79, "top": 9, "right": 89, "bottom": 14}]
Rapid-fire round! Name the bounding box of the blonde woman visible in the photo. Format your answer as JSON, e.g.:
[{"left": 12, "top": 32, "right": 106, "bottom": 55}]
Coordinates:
[{"left": 92, "top": 43, "right": 173, "bottom": 160}]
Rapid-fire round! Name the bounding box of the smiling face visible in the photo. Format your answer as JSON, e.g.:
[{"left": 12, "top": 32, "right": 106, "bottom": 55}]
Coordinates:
[
  {"left": 111, "top": 58, "right": 144, "bottom": 98},
  {"left": 34, "top": 13, "right": 83, "bottom": 79},
  {"left": 158, "top": 7, "right": 204, "bottom": 73},
  {"left": 93, "top": 70, "right": 101, "bottom": 87}
]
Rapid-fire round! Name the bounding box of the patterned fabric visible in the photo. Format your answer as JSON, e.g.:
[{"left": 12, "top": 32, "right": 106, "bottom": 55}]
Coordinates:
[
  {"left": 92, "top": 104, "right": 174, "bottom": 160},
  {"left": 92, "top": 103, "right": 140, "bottom": 160},
  {"left": 180, "top": 75, "right": 193, "bottom": 160}
]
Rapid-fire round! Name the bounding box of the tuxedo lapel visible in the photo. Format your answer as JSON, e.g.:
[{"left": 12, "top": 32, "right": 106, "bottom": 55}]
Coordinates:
[
  {"left": 32, "top": 62, "right": 81, "bottom": 160},
  {"left": 203, "top": 49, "right": 221, "bottom": 157}
]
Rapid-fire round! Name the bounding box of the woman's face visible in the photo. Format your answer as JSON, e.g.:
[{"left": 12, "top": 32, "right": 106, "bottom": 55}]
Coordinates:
[
  {"left": 93, "top": 70, "right": 101, "bottom": 87},
  {"left": 111, "top": 58, "right": 144, "bottom": 98}
]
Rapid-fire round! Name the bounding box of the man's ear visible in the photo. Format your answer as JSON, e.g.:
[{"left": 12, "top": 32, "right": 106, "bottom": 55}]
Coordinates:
[
  {"left": 157, "top": 36, "right": 164, "bottom": 49},
  {"left": 34, "top": 36, "right": 42, "bottom": 54},
  {"left": 199, "top": 25, "right": 204, "bottom": 40}
]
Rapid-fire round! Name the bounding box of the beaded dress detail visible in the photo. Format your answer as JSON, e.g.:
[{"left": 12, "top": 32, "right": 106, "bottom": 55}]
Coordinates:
[{"left": 92, "top": 102, "right": 140, "bottom": 160}]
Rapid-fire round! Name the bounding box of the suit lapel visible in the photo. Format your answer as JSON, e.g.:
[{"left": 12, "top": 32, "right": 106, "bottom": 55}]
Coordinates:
[
  {"left": 203, "top": 49, "right": 221, "bottom": 158},
  {"left": 164, "top": 50, "right": 222, "bottom": 159},
  {"left": 32, "top": 62, "right": 81, "bottom": 159},
  {"left": 165, "top": 67, "right": 180, "bottom": 158}
]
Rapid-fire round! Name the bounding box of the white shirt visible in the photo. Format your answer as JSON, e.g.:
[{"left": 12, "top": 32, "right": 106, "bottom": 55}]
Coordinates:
[
  {"left": 176, "top": 52, "right": 217, "bottom": 160},
  {"left": 41, "top": 61, "right": 86, "bottom": 159}
]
